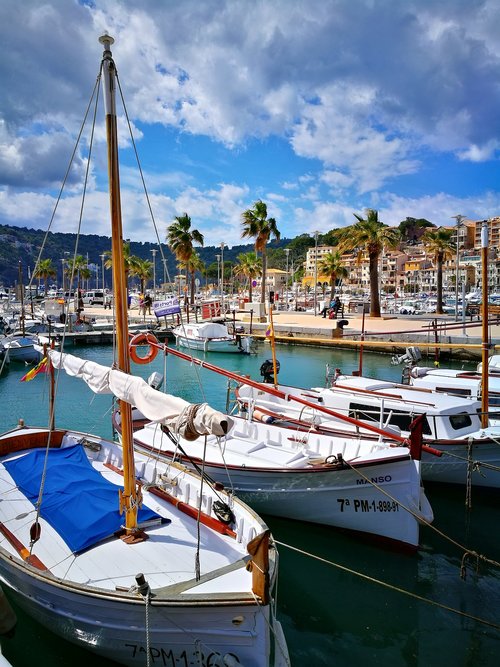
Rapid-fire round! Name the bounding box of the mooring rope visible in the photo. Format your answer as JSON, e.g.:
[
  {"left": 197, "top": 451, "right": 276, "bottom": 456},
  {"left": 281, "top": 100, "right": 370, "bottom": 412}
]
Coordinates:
[
  {"left": 343, "top": 460, "right": 500, "bottom": 574},
  {"left": 274, "top": 539, "right": 500, "bottom": 631}
]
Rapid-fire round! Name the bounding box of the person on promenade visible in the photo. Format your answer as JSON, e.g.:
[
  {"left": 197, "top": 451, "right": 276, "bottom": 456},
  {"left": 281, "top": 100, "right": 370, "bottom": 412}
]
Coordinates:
[
  {"left": 320, "top": 297, "right": 335, "bottom": 318},
  {"left": 331, "top": 296, "right": 342, "bottom": 318},
  {"left": 144, "top": 293, "right": 152, "bottom": 315}
]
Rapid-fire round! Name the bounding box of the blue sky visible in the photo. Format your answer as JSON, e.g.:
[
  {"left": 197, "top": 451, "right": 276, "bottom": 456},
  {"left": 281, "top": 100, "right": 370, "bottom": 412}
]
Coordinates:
[{"left": 0, "top": 0, "right": 499, "bottom": 248}]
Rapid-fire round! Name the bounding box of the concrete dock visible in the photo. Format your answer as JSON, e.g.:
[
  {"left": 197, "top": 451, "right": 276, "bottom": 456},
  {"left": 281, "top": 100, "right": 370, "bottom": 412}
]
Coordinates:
[{"left": 75, "top": 303, "right": 499, "bottom": 360}]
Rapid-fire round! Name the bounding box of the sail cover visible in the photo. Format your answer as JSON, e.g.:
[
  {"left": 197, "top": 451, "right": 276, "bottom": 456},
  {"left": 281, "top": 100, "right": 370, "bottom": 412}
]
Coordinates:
[
  {"left": 48, "top": 349, "right": 233, "bottom": 437},
  {"left": 4, "top": 445, "right": 160, "bottom": 552}
]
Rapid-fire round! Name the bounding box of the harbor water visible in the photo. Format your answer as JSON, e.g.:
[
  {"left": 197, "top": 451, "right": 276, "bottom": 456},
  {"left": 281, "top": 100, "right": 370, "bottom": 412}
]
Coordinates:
[{"left": 0, "top": 342, "right": 499, "bottom": 666}]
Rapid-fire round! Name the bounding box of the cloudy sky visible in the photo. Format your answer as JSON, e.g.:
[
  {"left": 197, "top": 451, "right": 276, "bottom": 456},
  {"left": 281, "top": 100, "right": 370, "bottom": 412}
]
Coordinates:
[{"left": 0, "top": 0, "right": 499, "bottom": 247}]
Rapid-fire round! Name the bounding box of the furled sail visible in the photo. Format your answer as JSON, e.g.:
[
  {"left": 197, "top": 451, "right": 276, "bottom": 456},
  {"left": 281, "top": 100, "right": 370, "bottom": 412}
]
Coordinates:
[{"left": 48, "top": 349, "right": 232, "bottom": 438}]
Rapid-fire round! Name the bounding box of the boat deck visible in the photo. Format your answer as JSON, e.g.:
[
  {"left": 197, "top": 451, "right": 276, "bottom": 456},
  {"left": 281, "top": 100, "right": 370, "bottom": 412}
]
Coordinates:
[{"left": 0, "top": 434, "right": 255, "bottom": 597}]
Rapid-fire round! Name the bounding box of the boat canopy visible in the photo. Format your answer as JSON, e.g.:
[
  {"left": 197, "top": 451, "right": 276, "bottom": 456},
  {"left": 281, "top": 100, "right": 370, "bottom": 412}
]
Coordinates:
[
  {"left": 4, "top": 445, "right": 160, "bottom": 552},
  {"left": 187, "top": 322, "right": 230, "bottom": 338}
]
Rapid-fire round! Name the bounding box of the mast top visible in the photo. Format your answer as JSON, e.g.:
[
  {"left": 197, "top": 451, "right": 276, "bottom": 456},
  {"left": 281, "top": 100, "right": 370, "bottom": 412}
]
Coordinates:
[{"left": 99, "top": 33, "right": 115, "bottom": 52}]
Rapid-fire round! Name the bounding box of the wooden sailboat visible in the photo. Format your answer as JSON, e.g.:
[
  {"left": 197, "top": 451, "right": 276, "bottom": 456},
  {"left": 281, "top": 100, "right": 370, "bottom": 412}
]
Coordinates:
[
  {"left": 115, "top": 338, "right": 433, "bottom": 550},
  {"left": 0, "top": 35, "right": 288, "bottom": 667},
  {"left": 235, "top": 376, "right": 500, "bottom": 488}
]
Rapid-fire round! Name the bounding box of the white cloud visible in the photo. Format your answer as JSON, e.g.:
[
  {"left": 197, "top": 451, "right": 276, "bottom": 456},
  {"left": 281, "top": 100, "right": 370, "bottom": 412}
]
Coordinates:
[
  {"left": 378, "top": 191, "right": 500, "bottom": 227},
  {"left": 457, "top": 140, "right": 500, "bottom": 162},
  {"left": 1, "top": 0, "right": 500, "bottom": 245}
]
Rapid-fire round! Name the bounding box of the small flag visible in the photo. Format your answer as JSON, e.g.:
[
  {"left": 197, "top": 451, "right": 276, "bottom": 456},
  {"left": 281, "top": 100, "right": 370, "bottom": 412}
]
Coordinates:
[
  {"left": 265, "top": 324, "right": 273, "bottom": 337},
  {"left": 20, "top": 357, "right": 48, "bottom": 382}
]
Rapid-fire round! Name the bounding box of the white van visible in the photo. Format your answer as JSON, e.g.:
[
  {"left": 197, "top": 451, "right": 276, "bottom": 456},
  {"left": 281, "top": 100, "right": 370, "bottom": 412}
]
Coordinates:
[{"left": 83, "top": 290, "right": 105, "bottom": 305}]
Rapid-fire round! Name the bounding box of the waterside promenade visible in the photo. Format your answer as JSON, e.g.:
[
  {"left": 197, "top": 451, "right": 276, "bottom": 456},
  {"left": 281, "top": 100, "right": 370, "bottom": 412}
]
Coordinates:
[
  {"left": 246, "top": 310, "right": 500, "bottom": 360},
  {"left": 79, "top": 303, "right": 500, "bottom": 360}
]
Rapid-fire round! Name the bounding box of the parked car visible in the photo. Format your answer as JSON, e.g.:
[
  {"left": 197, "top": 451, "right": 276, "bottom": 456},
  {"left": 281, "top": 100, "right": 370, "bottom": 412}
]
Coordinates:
[
  {"left": 398, "top": 300, "right": 421, "bottom": 315},
  {"left": 83, "top": 290, "right": 105, "bottom": 305}
]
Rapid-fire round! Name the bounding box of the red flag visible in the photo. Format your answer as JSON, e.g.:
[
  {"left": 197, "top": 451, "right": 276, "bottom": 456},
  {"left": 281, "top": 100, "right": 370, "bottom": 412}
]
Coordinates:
[{"left": 20, "top": 358, "right": 48, "bottom": 382}]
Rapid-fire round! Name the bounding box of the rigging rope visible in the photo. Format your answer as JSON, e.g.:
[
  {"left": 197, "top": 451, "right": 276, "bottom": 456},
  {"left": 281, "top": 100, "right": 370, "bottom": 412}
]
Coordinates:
[
  {"left": 115, "top": 73, "right": 172, "bottom": 286},
  {"left": 30, "top": 70, "right": 103, "bottom": 555},
  {"left": 195, "top": 435, "right": 208, "bottom": 581}
]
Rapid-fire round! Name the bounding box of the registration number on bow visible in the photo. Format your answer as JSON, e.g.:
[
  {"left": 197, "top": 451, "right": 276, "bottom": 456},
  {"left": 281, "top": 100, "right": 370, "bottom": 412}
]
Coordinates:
[
  {"left": 125, "top": 646, "right": 241, "bottom": 666},
  {"left": 337, "top": 499, "right": 400, "bottom": 512}
]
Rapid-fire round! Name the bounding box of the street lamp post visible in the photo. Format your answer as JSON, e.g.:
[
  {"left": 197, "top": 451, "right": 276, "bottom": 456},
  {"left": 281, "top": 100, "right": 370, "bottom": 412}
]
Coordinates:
[
  {"left": 313, "top": 231, "right": 319, "bottom": 315},
  {"left": 100, "top": 254, "right": 106, "bottom": 293},
  {"left": 285, "top": 248, "right": 290, "bottom": 307},
  {"left": 216, "top": 253, "right": 221, "bottom": 304},
  {"left": 292, "top": 258, "right": 298, "bottom": 311},
  {"left": 151, "top": 249, "right": 157, "bottom": 300},
  {"left": 162, "top": 258, "right": 167, "bottom": 295},
  {"left": 452, "top": 214, "right": 465, "bottom": 321},
  {"left": 220, "top": 242, "right": 225, "bottom": 314}
]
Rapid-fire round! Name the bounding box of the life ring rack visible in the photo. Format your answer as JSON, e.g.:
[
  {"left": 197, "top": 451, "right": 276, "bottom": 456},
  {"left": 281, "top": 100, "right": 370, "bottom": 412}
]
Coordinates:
[{"left": 129, "top": 332, "right": 160, "bottom": 365}]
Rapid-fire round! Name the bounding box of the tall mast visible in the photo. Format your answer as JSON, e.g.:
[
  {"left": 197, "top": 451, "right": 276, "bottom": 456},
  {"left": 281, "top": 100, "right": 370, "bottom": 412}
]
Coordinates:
[
  {"left": 99, "top": 34, "right": 141, "bottom": 536},
  {"left": 480, "top": 220, "right": 489, "bottom": 429}
]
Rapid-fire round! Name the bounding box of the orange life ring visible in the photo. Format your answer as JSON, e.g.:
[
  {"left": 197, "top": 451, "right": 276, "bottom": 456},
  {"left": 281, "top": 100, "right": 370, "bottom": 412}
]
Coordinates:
[{"left": 129, "top": 332, "right": 159, "bottom": 364}]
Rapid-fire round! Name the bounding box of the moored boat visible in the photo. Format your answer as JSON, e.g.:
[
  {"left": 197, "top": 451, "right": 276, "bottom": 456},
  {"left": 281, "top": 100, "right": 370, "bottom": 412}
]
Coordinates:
[
  {"left": 0, "top": 333, "right": 44, "bottom": 364},
  {"left": 173, "top": 321, "right": 252, "bottom": 353},
  {"left": 235, "top": 376, "right": 500, "bottom": 488},
  {"left": 115, "top": 410, "right": 433, "bottom": 550}
]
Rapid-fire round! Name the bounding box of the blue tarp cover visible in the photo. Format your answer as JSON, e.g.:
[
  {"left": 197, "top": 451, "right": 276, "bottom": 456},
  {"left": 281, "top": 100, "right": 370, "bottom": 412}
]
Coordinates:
[{"left": 4, "top": 444, "right": 160, "bottom": 552}]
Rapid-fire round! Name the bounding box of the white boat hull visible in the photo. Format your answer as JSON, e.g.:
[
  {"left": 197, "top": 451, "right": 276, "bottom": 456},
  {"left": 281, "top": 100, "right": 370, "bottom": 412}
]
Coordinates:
[
  {"left": 1, "top": 564, "right": 274, "bottom": 666},
  {"left": 0, "top": 427, "right": 286, "bottom": 667},
  {"left": 175, "top": 334, "right": 247, "bottom": 353},
  {"left": 172, "top": 322, "right": 251, "bottom": 353},
  {"left": 420, "top": 442, "right": 500, "bottom": 487},
  {"left": 128, "top": 419, "right": 431, "bottom": 550},
  {"left": 0, "top": 338, "right": 42, "bottom": 364}
]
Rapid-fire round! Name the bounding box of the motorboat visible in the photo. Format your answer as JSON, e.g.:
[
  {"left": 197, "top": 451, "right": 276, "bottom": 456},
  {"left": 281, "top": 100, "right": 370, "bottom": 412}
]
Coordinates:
[
  {"left": 172, "top": 321, "right": 252, "bottom": 353},
  {"left": 0, "top": 333, "right": 45, "bottom": 364},
  {"left": 397, "top": 350, "right": 500, "bottom": 423}
]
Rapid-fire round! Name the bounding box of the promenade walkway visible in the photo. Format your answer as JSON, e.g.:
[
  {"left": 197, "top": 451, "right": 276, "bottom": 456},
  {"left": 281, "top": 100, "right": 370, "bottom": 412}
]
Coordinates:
[{"left": 80, "top": 302, "right": 500, "bottom": 360}]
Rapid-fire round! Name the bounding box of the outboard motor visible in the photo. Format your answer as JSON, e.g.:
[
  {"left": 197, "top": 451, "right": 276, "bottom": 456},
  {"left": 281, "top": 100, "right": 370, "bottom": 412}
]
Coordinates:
[
  {"left": 147, "top": 371, "right": 164, "bottom": 391},
  {"left": 260, "top": 359, "right": 279, "bottom": 384}
]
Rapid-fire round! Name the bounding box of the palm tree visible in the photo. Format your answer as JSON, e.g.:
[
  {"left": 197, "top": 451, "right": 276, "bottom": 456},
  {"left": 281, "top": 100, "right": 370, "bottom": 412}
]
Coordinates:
[
  {"left": 33, "top": 258, "right": 56, "bottom": 294},
  {"left": 241, "top": 200, "right": 280, "bottom": 311},
  {"left": 103, "top": 242, "right": 138, "bottom": 308},
  {"left": 318, "top": 251, "right": 349, "bottom": 295},
  {"left": 178, "top": 252, "right": 205, "bottom": 305},
  {"left": 337, "top": 209, "right": 400, "bottom": 317},
  {"left": 421, "top": 227, "right": 455, "bottom": 314},
  {"left": 129, "top": 257, "right": 153, "bottom": 296},
  {"left": 233, "top": 252, "right": 262, "bottom": 302},
  {"left": 65, "top": 255, "right": 92, "bottom": 315},
  {"left": 167, "top": 214, "right": 204, "bottom": 300}
]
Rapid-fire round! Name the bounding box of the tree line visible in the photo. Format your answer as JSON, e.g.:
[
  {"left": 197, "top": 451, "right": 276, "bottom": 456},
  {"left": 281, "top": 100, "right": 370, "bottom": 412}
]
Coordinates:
[{"left": 1, "top": 209, "right": 456, "bottom": 317}]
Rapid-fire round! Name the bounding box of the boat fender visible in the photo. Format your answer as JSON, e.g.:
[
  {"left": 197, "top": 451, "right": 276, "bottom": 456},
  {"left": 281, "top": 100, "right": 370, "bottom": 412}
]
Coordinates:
[
  {"left": 129, "top": 332, "right": 159, "bottom": 364},
  {"left": 213, "top": 501, "right": 235, "bottom": 525},
  {"left": 253, "top": 409, "right": 275, "bottom": 424},
  {"left": 410, "top": 366, "right": 431, "bottom": 378}
]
